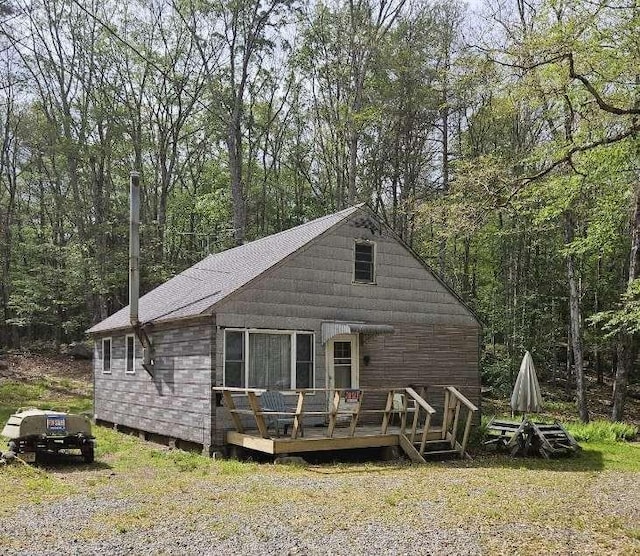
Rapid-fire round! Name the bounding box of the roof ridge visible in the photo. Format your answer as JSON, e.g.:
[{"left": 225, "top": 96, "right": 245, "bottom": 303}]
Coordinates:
[{"left": 202, "top": 205, "right": 361, "bottom": 261}]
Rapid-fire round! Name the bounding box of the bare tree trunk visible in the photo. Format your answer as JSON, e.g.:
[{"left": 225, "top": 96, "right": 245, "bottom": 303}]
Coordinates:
[
  {"left": 612, "top": 183, "right": 640, "bottom": 420},
  {"left": 228, "top": 109, "right": 246, "bottom": 245},
  {"left": 564, "top": 212, "right": 589, "bottom": 422}
]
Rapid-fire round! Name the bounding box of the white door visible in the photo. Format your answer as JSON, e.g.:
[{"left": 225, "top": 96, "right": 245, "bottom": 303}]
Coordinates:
[{"left": 326, "top": 334, "right": 359, "bottom": 390}]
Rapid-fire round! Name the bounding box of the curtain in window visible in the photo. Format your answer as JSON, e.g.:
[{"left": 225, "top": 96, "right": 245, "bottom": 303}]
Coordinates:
[{"left": 248, "top": 334, "right": 291, "bottom": 389}]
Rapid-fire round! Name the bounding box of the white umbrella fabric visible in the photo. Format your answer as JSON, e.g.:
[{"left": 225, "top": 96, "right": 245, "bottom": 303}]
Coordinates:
[{"left": 510, "top": 351, "right": 543, "bottom": 414}]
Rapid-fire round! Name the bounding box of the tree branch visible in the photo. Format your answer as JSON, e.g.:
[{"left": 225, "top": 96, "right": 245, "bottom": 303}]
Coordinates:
[
  {"left": 567, "top": 52, "right": 640, "bottom": 116},
  {"left": 520, "top": 124, "right": 639, "bottom": 187}
]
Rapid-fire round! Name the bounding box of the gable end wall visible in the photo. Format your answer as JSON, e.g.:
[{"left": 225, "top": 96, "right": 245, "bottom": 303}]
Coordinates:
[{"left": 213, "top": 213, "right": 480, "bottom": 439}]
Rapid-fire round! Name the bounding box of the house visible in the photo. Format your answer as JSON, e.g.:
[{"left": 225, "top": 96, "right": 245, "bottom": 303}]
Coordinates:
[{"left": 88, "top": 205, "right": 481, "bottom": 454}]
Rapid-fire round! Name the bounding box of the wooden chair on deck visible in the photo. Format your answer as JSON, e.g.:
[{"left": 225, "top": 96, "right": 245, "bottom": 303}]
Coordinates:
[
  {"left": 392, "top": 393, "right": 417, "bottom": 426},
  {"left": 260, "top": 391, "right": 303, "bottom": 437}
]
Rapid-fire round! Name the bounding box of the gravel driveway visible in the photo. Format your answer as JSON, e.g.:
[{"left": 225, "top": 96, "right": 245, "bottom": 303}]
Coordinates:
[{"left": 1, "top": 470, "right": 481, "bottom": 556}]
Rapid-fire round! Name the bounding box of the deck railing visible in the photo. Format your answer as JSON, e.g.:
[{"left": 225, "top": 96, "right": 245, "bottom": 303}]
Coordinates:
[{"left": 214, "top": 384, "right": 478, "bottom": 459}]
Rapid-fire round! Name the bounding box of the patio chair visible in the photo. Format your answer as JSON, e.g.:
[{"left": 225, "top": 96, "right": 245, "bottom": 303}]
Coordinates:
[
  {"left": 260, "top": 391, "right": 303, "bottom": 437},
  {"left": 392, "top": 393, "right": 417, "bottom": 426}
]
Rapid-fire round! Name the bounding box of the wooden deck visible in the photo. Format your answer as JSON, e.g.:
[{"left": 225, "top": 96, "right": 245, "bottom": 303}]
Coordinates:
[
  {"left": 227, "top": 425, "right": 447, "bottom": 455},
  {"left": 215, "top": 386, "right": 478, "bottom": 462}
]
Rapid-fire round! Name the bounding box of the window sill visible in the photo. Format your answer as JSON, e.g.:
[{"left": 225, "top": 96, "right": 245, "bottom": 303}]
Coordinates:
[{"left": 352, "top": 280, "right": 377, "bottom": 286}]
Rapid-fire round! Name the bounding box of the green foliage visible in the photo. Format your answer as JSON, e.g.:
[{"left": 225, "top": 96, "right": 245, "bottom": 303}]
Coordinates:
[
  {"left": 566, "top": 420, "right": 638, "bottom": 443},
  {"left": 589, "top": 279, "right": 640, "bottom": 337},
  {"left": 480, "top": 347, "right": 515, "bottom": 395}
]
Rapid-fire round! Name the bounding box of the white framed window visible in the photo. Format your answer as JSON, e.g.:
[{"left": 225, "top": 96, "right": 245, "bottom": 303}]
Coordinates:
[
  {"left": 353, "top": 240, "right": 375, "bottom": 284},
  {"left": 126, "top": 334, "right": 135, "bottom": 374},
  {"left": 223, "top": 329, "right": 315, "bottom": 390},
  {"left": 101, "top": 337, "right": 112, "bottom": 374}
]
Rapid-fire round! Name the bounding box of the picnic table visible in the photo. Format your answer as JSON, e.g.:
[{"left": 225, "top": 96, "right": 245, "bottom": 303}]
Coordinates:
[{"left": 485, "top": 418, "right": 581, "bottom": 458}]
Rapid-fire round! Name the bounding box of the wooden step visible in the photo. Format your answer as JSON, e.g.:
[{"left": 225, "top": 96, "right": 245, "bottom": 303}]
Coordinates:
[{"left": 421, "top": 449, "right": 460, "bottom": 457}]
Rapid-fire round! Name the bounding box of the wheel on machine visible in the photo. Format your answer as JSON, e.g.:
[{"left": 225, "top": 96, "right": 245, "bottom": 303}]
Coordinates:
[{"left": 81, "top": 443, "right": 95, "bottom": 464}]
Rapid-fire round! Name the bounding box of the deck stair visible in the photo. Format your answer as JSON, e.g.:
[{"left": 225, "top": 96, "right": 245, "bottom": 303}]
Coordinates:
[{"left": 397, "top": 386, "right": 478, "bottom": 462}]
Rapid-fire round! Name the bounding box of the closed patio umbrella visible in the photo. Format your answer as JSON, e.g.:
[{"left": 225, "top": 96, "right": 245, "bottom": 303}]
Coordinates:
[{"left": 510, "top": 351, "right": 543, "bottom": 414}]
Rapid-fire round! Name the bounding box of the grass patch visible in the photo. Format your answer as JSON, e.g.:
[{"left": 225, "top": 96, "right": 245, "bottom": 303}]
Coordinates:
[
  {"left": 580, "top": 441, "right": 640, "bottom": 472},
  {"left": 0, "top": 464, "right": 75, "bottom": 511},
  {"left": 215, "top": 458, "right": 259, "bottom": 476},
  {"left": 0, "top": 377, "right": 93, "bottom": 429}
]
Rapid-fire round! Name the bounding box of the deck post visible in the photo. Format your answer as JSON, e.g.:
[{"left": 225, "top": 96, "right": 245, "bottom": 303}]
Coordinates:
[
  {"left": 460, "top": 408, "right": 473, "bottom": 456},
  {"left": 409, "top": 406, "right": 420, "bottom": 444},
  {"left": 419, "top": 411, "right": 432, "bottom": 455},
  {"left": 348, "top": 392, "right": 363, "bottom": 436},
  {"left": 450, "top": 400, "right": 461, "bottom": 449},
  {"left": 291, "top": 391, "right": 306, "bottom": 439},
  {"left": 400, "top": 392, "right": 408, "bottom": 432},
  {"left": 222, "top": 391, "right": 244, "bottom": 433},
  {"left": 381, "top": 390, "right": 394, "bottom": 434},
  {"left": 441, "top": 389, "right": 450, "bottom": 440},
  {"left": 247, "top": 391, "right": 269, "bottom": 438},
  {"left": 327, "top": 390, "right": 341, "bottom": 438}
]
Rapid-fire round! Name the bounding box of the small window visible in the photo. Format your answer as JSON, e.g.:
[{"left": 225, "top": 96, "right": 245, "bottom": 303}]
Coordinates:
[
  {"left": 354, "top": 241, "right": 375, "bottom": 283},
  {"left": 296, "top": 333, "right": 314, "bottom": 388},
  {"left": 225, "top": 330, "right": 245, "bottom": 387},
  {"left": 102, "top": 338, "right": 112, "bottom": 374},
  {"left": 126, "top": 334, "right": 135, "bottom": 374}
]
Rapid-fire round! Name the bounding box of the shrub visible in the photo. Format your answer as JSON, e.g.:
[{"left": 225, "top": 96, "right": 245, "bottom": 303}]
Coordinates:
[
  {"left": 566, "top": 420, "right": 638, "bottom": 442},
  {"left": 481, "top": 351, "right": 514, "bottom": 396}
]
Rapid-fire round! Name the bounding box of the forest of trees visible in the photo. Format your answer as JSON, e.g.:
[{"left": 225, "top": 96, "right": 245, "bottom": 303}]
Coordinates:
[{"left": 0, "top": 0, "right": 638, "bottom": 421}]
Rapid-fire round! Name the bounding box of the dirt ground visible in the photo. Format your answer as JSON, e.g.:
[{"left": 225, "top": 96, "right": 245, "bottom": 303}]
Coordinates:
[
  {"left": 0, "top": 353, "right": 92, "bottom": 383},
  {"left": 0, "top": 354, "right": 93, "bottom": 388}
]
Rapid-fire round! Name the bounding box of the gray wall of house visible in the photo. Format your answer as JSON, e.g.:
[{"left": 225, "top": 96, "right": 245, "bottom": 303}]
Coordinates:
[
  {"left": 212, "top": 212, "right": 480, "bottom": 441},
  {"left": 93, "top": 321, "right": 214, "bottom": 448}
]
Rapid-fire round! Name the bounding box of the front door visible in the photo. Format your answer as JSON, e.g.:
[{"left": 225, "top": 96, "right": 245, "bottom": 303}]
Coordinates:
[{"left": 326, "top": 334, "right": 359, "bottom": 390}]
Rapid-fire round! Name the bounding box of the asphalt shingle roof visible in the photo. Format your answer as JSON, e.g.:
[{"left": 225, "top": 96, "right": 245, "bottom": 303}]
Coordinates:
[{"left": 87, "top": 205, "right": 361, "bottom": 333}]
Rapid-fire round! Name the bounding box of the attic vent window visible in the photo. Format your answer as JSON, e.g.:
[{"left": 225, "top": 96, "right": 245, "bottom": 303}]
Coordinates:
[{"left": 354, "top": 241, "right": 375, "bottom": 284}]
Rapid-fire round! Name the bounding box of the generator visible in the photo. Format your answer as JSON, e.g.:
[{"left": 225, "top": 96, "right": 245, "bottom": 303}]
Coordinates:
[{"left": 2, "top": 408, "right": 96, "bottom": 463}]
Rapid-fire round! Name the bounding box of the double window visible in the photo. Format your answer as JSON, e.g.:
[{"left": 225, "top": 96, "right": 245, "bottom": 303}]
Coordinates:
[
  {"left": 354, "top": 241, "right": 375, "bottom": 283},
  {"left": 224, "top": 329, "right": 314, "bottom": 389}
]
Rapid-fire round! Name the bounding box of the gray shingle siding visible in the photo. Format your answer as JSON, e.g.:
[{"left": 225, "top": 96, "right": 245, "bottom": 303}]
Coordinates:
[
  {"left": 215, "top": 214, "right": 479, "bottom": 327},
  {"left": 94, "top": 322, "right": 214, "bottom": 447},
  {"left": 212, "top": 213, "right": 480, "bottom": 440}
]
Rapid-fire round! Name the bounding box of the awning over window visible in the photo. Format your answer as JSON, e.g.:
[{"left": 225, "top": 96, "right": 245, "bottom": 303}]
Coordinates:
[{"left": 321, "top": 321, "right": 395, "bottom": 344}]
